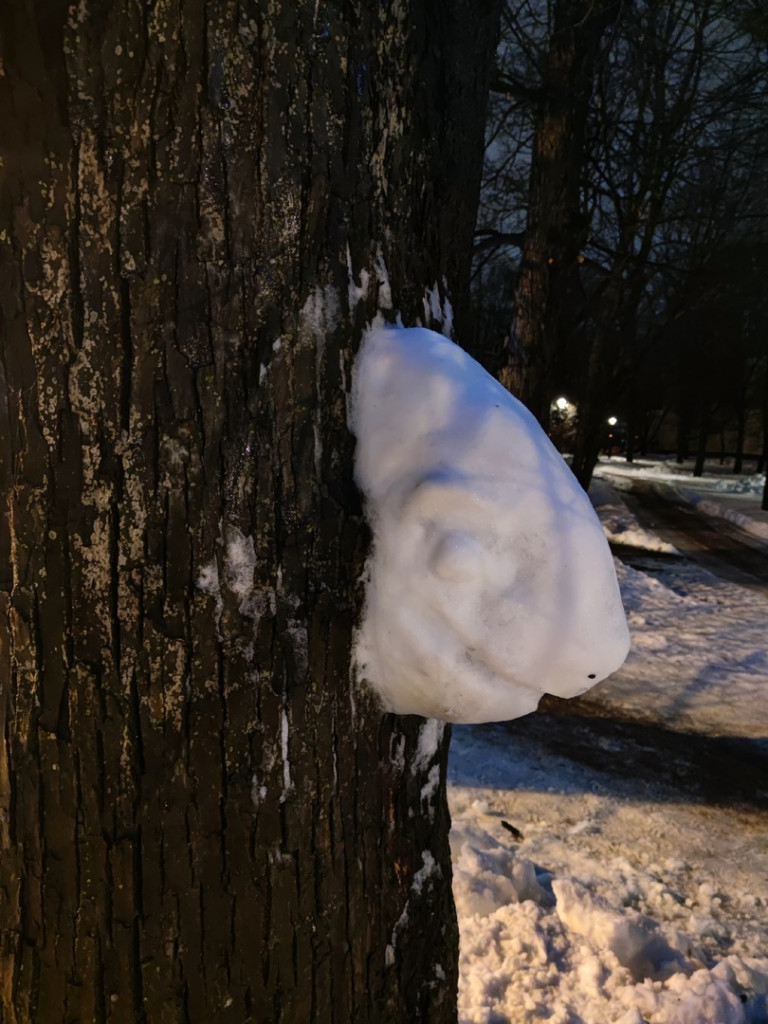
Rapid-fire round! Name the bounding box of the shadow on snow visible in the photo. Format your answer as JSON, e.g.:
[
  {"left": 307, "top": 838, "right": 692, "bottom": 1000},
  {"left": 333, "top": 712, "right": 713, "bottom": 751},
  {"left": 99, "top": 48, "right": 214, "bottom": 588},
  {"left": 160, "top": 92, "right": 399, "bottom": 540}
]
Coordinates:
[{"left": 448, "top": 701, "right": 768, "bottom": 811}]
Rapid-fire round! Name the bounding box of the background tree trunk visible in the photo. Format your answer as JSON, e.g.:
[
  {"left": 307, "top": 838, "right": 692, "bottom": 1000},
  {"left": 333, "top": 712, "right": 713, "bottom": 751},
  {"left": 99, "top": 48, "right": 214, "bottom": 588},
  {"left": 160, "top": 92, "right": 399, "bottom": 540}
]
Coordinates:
[
  {"left": 694, "top": 412, "right": 711, "bottom": 477},
  {"left": 0, "top": 1, "right": 500, "bottom": 1020},
  {"left": 761, "top": 367, "right": 768, "bottom": 509},
  {"left": 499, "top": 0, "right": 620, "bottom": 428},
  {"left": 733, "top": 407, "right": 746, "bottom": 474}
]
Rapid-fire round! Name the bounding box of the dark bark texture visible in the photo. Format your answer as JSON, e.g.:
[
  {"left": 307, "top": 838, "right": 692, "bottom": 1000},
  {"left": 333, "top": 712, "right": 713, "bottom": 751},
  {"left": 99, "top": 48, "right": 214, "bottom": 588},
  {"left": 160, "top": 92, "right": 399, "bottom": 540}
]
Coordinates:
[{"left": 0, "top": 1, "right": 500, "bottom": 1021}]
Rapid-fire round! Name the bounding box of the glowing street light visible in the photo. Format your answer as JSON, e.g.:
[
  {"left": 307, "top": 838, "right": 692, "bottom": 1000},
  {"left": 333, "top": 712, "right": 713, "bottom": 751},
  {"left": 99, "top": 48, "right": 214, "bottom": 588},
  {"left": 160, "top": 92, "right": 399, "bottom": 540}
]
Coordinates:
[{"left": 607, "top": 416, "right": 617, "bottom": 426}]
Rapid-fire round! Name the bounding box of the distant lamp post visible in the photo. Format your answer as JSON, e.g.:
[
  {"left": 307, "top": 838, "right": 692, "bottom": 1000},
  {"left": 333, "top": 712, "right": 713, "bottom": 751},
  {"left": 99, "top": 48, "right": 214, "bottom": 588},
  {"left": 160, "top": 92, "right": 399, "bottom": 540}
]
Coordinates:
[
  {"left": 605, "top": 415, "right": 621, "bottom": 455},
  {"left": 549, "top": 396, "right": 576, "bottom": 451}
]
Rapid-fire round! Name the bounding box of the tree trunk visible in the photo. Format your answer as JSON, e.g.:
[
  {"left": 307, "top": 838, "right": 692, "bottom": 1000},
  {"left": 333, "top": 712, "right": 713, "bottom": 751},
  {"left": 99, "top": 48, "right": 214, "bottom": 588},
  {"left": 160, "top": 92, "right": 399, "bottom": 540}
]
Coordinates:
[
  {"left": 734, "top": 406, "right": 746, "bottom": 474},
  {"left": 676, "top": 412, "right": 690, "bottom": 464},
  {"left": 570, "top": 387, "right": 606, "bottom": 491},
  {"left": 624, "top": 377, "right": 637, "bottom": 464},
  {"left": 625, "top": 431, "right": 635, "bottom": 464},
  {"left": 0, "top": 2, "right": 500, "bottom": 1021},
  {"left": 499, "top": 0, "right": 621, "bottom": 426},
  {"left": 694, "top": 413, "right": 710, "bottom": 477},
  {"left": 570, "top": 298, "right": 625, "bottom": 490}
]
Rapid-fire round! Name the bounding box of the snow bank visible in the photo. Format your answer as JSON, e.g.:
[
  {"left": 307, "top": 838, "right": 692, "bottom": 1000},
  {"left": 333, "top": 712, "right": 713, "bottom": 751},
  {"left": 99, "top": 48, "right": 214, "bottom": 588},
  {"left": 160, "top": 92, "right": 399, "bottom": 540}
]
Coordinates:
[
  {"left": 552, "top": 877, "right": 684, "bottom": 982},
  {"left": 596, "top": 460, "right": 768, "bottom": 547},
  {"left": 590, "top": 480, "right": 679, "bottom": 555},
  {"left": 449, "top": 726, "right": 768, "bottom": 1023},
  {"left": 675, "top": 486, "right": 768, "bottom": 546},
  {"left": 712, "top": 473, "right": 766, "bottom": 496},
  {"left": 351, "top": 327, "right": 629, "bottom": 723}
]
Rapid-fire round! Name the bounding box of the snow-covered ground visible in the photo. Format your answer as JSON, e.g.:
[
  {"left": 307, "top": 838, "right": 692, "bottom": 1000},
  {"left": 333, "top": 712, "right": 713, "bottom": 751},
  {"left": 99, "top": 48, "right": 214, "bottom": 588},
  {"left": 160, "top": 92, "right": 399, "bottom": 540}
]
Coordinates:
[
  {"left": 596, "top": 456, "right": 768, "bottom": 547},
  {"left": 450, "top": 458, "right": 768, "bottom": 1023},
  {"left": 583, "top": 465, "right": 768, "bottom": 742}
]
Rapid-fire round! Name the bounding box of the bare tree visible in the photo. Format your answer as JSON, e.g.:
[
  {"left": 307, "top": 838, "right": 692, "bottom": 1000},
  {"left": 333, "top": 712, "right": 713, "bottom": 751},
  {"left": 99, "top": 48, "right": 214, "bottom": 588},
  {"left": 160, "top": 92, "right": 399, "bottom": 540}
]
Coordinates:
[
  {"left": 478, "top": 0, "right": 768, "bottom": 488},
  {"left": 496, "top": 0, "right": 621, "bottom": 428},
  {"left": 570, "top": 0, "right": 768, "bottom": 485}
]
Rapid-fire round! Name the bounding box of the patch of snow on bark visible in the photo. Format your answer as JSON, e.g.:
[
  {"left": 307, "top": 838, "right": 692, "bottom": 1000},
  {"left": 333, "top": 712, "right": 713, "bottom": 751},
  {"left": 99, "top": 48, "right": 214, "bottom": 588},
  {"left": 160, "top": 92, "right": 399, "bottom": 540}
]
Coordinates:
[
  {"left": 280, "top": 705, "right": 293, "bottom": 802},
  {"left": 301, "top": 283, "right": 340, "bottom": 340},
  {"left": 420, "top": 764, "right": 441, "bottom": 816},
  {"left": 346, "top": 242, "right": 370, "bottom": 312},
  {"left": 422, "top": 280, "right": 454, "bottom": 337},
  {"left": 198, "top": 558, "right": 220, "bottom": 596},
  {"left": 223, "top": 525, "right": 256, "bottom": 605},
  {"left": 373, "top": 244, "right": 392, "bottom": 311},
  {"left": 386, "top": 849, "right": 443, "bottom": 967},
  {"left": 413, "top": 718, "right": 445, "bottom": 772},
  {"left": 199, "top": 521, "right": 258, "bottom": 622}
]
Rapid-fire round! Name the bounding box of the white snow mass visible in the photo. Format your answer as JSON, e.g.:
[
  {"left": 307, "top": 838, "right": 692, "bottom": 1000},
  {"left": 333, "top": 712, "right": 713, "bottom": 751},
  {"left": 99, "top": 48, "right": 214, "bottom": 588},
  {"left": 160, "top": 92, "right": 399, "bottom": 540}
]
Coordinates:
[{"left": 351, "top": 327, "right": 630, "bottom": 723}]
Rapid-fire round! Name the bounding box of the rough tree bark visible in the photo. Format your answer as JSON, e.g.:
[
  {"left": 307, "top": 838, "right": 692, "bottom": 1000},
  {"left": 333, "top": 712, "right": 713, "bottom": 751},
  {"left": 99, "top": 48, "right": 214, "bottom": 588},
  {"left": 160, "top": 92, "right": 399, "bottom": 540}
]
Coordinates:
[
  {"left": 0, "top": 1, "right": 500, "bottom": 1021},
  {"left": 498, "top": 0, "right": 620, "bottom": 428}
]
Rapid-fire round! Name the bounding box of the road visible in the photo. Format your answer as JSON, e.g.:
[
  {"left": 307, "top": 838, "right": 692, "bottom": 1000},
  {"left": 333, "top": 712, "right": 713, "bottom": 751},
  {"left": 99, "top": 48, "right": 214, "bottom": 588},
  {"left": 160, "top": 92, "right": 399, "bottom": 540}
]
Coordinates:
[
  {"left": 503, "top": 478, "right": 768, "bottom": 809},
  {"left": 616, "top": 478, "right": 768, "bottom": 588}
]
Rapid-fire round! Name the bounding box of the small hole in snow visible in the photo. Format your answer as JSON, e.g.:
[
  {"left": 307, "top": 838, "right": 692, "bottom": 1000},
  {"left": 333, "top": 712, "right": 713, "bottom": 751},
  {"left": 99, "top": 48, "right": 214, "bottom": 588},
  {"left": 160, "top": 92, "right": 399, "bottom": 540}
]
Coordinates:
[{"left": 587, "top": 673, "right": 596, "bottom": 679}]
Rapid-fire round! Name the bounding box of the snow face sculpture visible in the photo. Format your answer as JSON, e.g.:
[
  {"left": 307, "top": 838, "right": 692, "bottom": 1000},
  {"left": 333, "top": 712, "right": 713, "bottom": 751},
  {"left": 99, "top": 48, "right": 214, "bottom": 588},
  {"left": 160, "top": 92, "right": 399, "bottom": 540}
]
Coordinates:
[{"left": 351, "top": 327, "right": 630, "bottom": 724}]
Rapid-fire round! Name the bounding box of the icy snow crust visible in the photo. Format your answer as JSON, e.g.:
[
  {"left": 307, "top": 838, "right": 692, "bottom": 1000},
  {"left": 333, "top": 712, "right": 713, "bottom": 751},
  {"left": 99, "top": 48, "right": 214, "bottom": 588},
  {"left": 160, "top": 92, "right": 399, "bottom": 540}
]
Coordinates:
[{"left": 351, "top": 327, "right": 630, "bottom": 723}]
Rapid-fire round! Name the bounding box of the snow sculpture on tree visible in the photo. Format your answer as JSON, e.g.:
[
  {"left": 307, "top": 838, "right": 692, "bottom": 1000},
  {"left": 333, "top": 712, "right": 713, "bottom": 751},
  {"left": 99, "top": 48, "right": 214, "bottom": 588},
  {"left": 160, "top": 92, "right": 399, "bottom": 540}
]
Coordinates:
[{"left": 352, "top": 327, "right": 630, "bottom": 724}]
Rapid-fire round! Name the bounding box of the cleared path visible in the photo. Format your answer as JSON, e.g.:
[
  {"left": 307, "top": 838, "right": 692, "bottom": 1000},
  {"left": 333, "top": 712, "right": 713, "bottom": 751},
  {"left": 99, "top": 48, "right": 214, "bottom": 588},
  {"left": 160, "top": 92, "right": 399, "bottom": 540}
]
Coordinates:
[
  {"left": 504, "top": 480, "right": 768, "bottom": 809},
  {"left": 617, "top": 479, "right": 768, "bottom": 589}
]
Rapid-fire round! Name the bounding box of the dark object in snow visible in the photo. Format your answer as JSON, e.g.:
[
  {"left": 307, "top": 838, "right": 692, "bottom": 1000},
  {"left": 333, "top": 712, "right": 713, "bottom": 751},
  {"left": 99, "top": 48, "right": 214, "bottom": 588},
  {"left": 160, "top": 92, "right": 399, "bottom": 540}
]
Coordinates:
[{"left": 500, "top": 820, "right": 524, "bottom": 841}]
